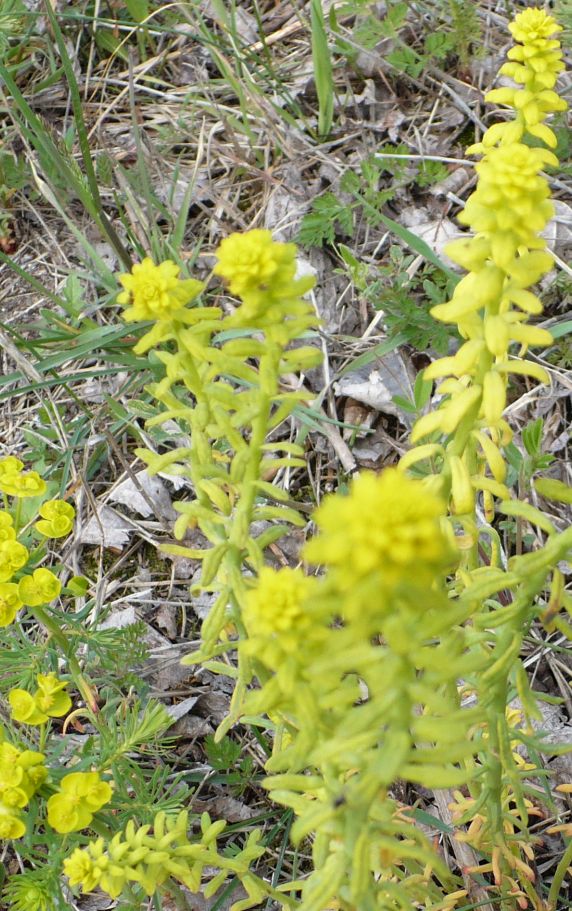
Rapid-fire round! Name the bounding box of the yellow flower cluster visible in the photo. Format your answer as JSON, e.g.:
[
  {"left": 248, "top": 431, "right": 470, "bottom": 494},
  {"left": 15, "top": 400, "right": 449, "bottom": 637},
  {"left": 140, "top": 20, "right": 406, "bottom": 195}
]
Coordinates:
[
  {"left": 9, "top": 673, "right": 72, "bottom": 726},
  {"left": 481, "top": 9, "right": 566, "bottom": 149},
  {"left": 34, "top": 500, "right": 75, "bottom": 538},
  {"left": 242, "top": 567, "right": 321, "bottom": 673},
  {"left": 117, "top": 257, "right": 203, "bottom": 322},
  {"left": 64, "top": 810, "right": 265, "bottom": 901},
  {"left": 47, "top": 771, "right": 112, "bottom": 834},
  {"left": 213, "top": 229, "right": 315, "bottom": 328},
  {"left": 0, "top": 737, "right": 47, "bottom": 839},
  {"left": 0, "top": 457, "right": 46, "bottom": 499},
  {"left": 304, "top": 468, "right": 453, "bottom": 598},
  {"left": 407, "top": 9, "right": 565, "bottom": 519}
]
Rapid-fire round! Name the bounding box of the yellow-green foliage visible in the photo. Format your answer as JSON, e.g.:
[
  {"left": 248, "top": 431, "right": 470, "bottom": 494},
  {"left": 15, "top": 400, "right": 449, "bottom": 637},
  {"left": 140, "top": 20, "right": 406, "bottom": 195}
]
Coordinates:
[
  {"left": 102, "top": 9, "right": 572, "bottom": 910},
  {"left": 3, "top": 7, "right": 567, "bottom": 911}
]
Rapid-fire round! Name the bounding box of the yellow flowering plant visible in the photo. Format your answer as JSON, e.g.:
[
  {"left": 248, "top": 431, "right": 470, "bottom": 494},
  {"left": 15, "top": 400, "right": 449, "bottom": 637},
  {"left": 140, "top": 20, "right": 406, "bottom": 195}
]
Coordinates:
[
  {"left": 3, "top": 7, "right": 570, "bottom": 911},
  {"left": 100, "top": 9, "right": 572, "bottom": 911},
  {"left": 0, "top": 457, "right": 203, "bottom": 911},
  {"left": 88, "top": 14, "right": 572, "bottom": 907}
]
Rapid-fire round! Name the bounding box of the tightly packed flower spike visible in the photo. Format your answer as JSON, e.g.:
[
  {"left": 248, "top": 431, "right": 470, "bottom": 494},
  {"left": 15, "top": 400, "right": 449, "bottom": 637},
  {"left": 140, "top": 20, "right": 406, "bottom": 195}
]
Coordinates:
[
  {"left": 478, "top": 8, "right": 566, "bottom": 150},
  {"left": 64, "top": 809, "right": 282, "bottom": 910},
  {"left": 47, "top": 771, "right": 112, "bottom": 834},
  {"left": 404, "top": 8, "right": 565, "bottom": 527},
  {"left": 0, "top": 734, "right": 47, "bottom": 839},
  {"left": 9, "top": 673, "right": 72, "bottom": 726}
]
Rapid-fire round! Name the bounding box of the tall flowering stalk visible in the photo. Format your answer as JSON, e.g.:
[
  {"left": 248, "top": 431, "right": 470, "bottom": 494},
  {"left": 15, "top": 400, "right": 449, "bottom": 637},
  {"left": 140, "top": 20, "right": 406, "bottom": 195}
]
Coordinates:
[
  {"left": 403, "top": 9, "right": 566, "bottom": 534},
  {"left": 117, "top": 232, "right": 321, "bottom": 725},
  {"left": 400, "top": 9, "right": 572, "bottom": 904}
]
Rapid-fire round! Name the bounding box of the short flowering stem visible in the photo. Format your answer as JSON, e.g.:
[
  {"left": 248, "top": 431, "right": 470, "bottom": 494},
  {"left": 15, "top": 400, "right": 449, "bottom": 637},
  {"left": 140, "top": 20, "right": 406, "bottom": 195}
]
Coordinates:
[{"left": 27, "top": 603, "right": 98, "bottom": 714}]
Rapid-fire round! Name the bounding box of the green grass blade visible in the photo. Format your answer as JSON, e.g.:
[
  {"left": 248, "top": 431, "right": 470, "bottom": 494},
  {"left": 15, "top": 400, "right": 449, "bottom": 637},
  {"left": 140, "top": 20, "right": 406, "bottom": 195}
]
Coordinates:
[
  {"left": 310, "top": 0, "right": 334, "bottom": 137},
  {"left": 41, "top": 0, "right": 132, "bottom": 268}
]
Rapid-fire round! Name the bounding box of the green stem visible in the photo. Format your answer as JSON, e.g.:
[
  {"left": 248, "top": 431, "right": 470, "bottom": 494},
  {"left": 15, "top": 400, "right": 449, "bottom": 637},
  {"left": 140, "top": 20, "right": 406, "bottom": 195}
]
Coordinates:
[
  {"left": 547, "top": 836, "right": 572, "bottom": 909},
  {"left": 27, "top": 603, "right": 98, "bottom": 714},
  {"left": 13, "top": 497, "right": 22, "bottom": 535}
]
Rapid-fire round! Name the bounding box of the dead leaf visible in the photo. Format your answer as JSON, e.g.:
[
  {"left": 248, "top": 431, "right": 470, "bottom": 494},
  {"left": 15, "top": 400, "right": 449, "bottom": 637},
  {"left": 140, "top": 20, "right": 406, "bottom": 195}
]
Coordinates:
[
  {"left": 79, "top": 505, "right": 132, "bottom": 548},
  {"left": 334, "top": 350, "right": 414, "bottom": 423},
  {"left": 109, "top": 469, "right": 177, "bottom": 521}
]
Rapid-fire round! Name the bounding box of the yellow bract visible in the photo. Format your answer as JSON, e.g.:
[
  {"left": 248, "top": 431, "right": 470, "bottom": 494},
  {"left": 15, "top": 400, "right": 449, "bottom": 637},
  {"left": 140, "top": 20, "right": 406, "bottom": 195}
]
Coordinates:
[
  {"left": 47, "top": 771, "right": 112, "bottom": 834},
  {"left": 9, "top": 673, "right": 72, "bottom": 726},
  {"left": 34, "top": 499, "right": 75, "bottom": 538},
  {"left": 0, "top": 582, "right": 22, "bottom": 626},
  {"left": 0, "top": 540, "right": 28, "bottom": 583},
  {"left": 18, "top": 568, "right": 61, "bottom": 606},
  {"left": 0, "top": 737, "right": 46, "bottom": 839},
  {"left": 0, "top": 458, "right": 46, "bottom": 499}
]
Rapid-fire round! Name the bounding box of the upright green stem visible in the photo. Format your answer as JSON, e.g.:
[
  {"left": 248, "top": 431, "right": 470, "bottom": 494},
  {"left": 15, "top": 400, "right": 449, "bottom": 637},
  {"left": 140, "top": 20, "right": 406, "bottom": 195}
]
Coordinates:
[
  {"left": 547, "top": 836, "right": 572, "bottom": 909},
  {"left": 27, "top": 603, "right": 98, "bottom": 714}
]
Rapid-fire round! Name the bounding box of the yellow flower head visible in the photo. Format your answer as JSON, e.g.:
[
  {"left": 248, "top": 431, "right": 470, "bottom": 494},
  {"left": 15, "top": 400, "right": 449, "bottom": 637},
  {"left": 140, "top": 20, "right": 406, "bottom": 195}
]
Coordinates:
[
  {"left": 117, "top": 257, "right": 203, "bottom": 322},
  {"left": 64, "top": 846, "right": 103, "bottom": 893},
  {"left": 215, "top": 230, "right": 297, "bottom": 298},
  {"left": 0, "top": 540, "right": 28, "bottom": 583},
  {"left": 509, "top": 9, "right": 562, "bottom": 45},
  {"left": 243, "top": 567, "right": 317, "bottom": 662},
  {"left": 304, "top": 469, "right": 452, "bottom": 591},
  {"left": 0, "top": 582, "right": 22, "bottom": 626},
  {"left": 18, "top": 568, "right": 61, "bottom": 606},
  {"left": 47, "top": 771, "right": 112, "bottom": 834},
  {"left": 459, "top": 143, "right": 557, "bottom": 270},
  {"left": 9, "top": 673, "right": 72, "bottom": 726},
  {"left": 214, "top": 230, "right": 315, "bottom": 326},
  {"left": 34, "top": 499, "right": 75, "bottom": 538}
]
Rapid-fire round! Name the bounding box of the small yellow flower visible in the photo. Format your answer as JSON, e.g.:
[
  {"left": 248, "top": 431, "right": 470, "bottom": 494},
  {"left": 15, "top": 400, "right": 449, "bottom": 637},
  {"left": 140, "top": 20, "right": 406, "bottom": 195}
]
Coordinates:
[
  {"left": 9, "top": 673, "right": 72, "bottom": 726},
  {"left": 304, "top": 468, "right": 452, "bottom": 590},
  {"left": 213, "top": 229, "right": 315, "bottom": 326},
  {"left": 0, "top": 582, "right": 22, "bottom": 626},
  {"left": 215, "top": 230, "right": 297, "bottom": 298},
  {"left": 18, "top": 568, "right": 61, "bottom": 606},
  {"left": 47, "top": 771, "right": 112, "bottom": 834},
  {"left": 117, "top": 257, "right": 203, "bottom": 321},
  {"left": 34, "top": 499, "right": 75, "bottom": 538},
  {"left": 0, "top": 540, "right": 28, "bottom": 583},
  {"left": 509, "top": 9, "right": 562, "bottom": 45},
  {"left": 64, "top": 847, "right": 102, "bottom": 893},
  {"left": 242, "top": 567, "right": 320, "bottom": 670}
]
